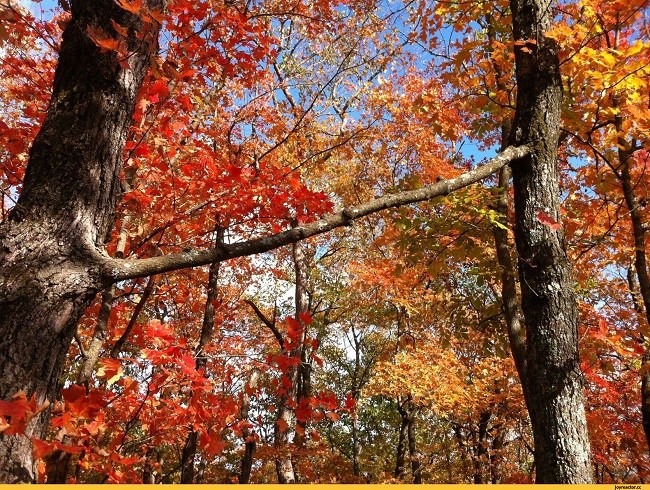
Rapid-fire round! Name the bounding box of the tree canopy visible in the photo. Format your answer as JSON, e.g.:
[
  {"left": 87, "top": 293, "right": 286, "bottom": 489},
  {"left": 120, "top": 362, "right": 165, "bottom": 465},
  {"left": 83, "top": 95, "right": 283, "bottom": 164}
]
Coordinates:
[{"left": 0, "top": 0, "right": 649, "bottom": 483}]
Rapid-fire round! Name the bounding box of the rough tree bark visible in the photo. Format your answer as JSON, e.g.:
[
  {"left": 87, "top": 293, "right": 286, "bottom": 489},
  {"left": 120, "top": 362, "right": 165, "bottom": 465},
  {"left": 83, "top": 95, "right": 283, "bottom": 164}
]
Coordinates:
[
  {"left": 0, "top": 0, "right": 533, "bottom": 481},
  {"left": 0, "top": 0, "right": 163, "bottom": 482},
  {"left": 508, "top": 0, "right": 593, "bottom": 482}
]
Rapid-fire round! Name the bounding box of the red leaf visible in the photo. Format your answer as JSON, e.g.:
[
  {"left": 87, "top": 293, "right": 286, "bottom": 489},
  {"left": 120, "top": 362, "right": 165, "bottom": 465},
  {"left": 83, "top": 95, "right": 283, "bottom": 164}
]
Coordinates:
[
  {"left": 344, "top": 393, "right": 356, "bottom": 412},
  {"left": 598, "top": 318, "right": 607, "bottom": 337},
  {"left": 96, "top": 358, "right": 121, "bottom": 381},
  {"left": 277, "top": 418, "right": 289, "bottom": 433},
  {"left": 536, "top": 210, "right": 561, "bottom": 230},
  {"left": 144, "top": 320, "right": 175, "bottom": 342},
  {"left": 286, "top": 317, "right": 303, "bottom": 344},
  {"left": 32, "top": 439, "right": 55, "bottom": 460},
  {"left": 298, "top": 311, "right": 313, "bottom": 325}
]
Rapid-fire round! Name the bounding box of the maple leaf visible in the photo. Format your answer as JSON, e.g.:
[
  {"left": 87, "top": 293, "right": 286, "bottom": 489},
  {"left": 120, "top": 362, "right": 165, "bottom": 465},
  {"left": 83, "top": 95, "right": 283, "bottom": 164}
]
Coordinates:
[
  {"left": 325, "top": 411, "right": 340, "bottom": 422},
  {"left": 536, "top": 210, "right": 562, "bottom": 230},
  {"left": 344, "top": 392, "right": 356, "bottom": 412},
  {"left": 32, "top": 438, "right": 56, "bottom": 460},
  {"left": 115, "top": 0, "right": 142, "bottom": 14},
  {"left": 110, "top": 20, "right": 129, "bottom": 38},
  {"left": 96, "top": 358, "right": 122, "bottom": 385},
  {"left": 86, "top": 25, "right": 121, "bottom": 53},
  {"left": 0, "top": 392, "right": 48, "bottom": 435}
]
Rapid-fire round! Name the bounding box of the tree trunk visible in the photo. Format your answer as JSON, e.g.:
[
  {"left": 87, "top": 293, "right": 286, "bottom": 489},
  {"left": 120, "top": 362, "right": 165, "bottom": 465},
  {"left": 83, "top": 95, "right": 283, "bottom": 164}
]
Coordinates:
[
  {"left": 613, "top": 100, "right": 650, "bottom": 454},
  {"left": 508, "top": 0, "right": 593, "bottom": 482},
  {"left": 349, "top": 325, "right": 363, "bottom": 478},
  {"left": 406, "top": 404, "right": 421, "bottom": 483},
  {"left": 394, "top": 407, "right": 408, "bottom": 480},
  {"left": 0, "top": 1, "right": 161, "bottom": 482},
  {"left": 274, "top": 238, "right": 312, "bottom": 484},
  {"left": 472, "top": 411, "right": 491, "bottom": 484},
  {"left": 239, "top": 370, "right": 260, "bottom": 484},
  {"left": 180, "top": 227, "right": 224, "bottom": 484},
  {"left": 621, "top": 164, "right": 650, "bottom": 452}
]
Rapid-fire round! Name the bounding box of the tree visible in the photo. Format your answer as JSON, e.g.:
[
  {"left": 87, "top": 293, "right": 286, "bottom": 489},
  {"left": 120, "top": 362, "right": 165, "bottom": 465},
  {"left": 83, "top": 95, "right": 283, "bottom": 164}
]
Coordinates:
[
  {"left": 0, "top": 0, "right": 529, "bottom": 481},
  {"left": 3, "top": 0, "right": 649, "bottom": 483},
  {"left": 507, "top": 0, "right": 593, "bottom": 482}
]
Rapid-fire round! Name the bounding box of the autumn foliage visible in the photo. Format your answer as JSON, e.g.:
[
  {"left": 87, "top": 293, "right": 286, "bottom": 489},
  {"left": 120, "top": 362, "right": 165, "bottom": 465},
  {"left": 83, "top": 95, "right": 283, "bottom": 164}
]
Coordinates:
[{"left": 0, "top": 0, "right": 649, "bottom": 483}]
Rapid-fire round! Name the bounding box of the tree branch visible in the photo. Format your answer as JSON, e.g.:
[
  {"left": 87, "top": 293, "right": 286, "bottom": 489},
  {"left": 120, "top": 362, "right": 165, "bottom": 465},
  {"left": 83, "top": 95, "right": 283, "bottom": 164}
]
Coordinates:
[
  {"left": 103, "top": 145, "right": 532, "bottom": 282},
  {"left": 245, "top": 299, "right": 284, "bottom": 349},
  {"left": 109, "top": 276, "right": 156, "bottom": 357}
]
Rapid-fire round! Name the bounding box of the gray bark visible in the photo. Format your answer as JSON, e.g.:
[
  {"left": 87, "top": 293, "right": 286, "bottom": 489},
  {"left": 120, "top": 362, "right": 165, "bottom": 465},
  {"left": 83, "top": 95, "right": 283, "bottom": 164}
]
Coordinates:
[
  {"left": 0, "top": 0, "right": 531, "bottom": 481},
  {"left": 508, "top": 0, "right": 593, "bottom": 482}
]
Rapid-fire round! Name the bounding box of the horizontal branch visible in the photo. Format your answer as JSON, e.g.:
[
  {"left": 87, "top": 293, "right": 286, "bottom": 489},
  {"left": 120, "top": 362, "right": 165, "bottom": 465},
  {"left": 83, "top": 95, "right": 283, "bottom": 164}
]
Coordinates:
[{"left": 102, "top": 144, "right": 531, "bottom": 282}]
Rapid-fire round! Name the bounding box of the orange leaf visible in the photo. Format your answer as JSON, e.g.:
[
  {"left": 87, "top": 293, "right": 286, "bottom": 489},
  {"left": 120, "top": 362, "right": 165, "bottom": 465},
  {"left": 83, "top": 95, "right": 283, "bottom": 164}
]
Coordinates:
[
  {"left": 32, "top": 439, "right": 56, "bottom": 460},
  {"left": 277, "top": 418, "right": 289, "bottom": 433},
  {"left": 115, "top": 0, "right": 142, "bottom": 14},
  {"left": 86, "top": 25, "right": 120, "bottom": 52},
  {"left": 326, "top": 411, "right": 340, "bottom": 422},
  {"left": 110, "top": 20, "right": 128, "bottom": 37}
]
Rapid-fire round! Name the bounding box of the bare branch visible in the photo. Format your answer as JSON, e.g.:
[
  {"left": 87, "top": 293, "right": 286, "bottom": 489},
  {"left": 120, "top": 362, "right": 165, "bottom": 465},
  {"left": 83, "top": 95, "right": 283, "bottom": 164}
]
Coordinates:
[
  {"left": 103, "top": 145, "right": 532, "bottom": 282},
  {"left": 245, "top": 299, "right": 284, "bottom": 348},
  {"left": 109, "top": 276, "right": 156, "bottom": 357}
]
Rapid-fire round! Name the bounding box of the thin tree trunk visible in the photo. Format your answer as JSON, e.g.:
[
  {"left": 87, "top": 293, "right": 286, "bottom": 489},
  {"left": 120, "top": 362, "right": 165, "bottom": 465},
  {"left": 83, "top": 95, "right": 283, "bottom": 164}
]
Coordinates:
[
  {"left": 180, "top": 227, "right": 224, "bottom": 484},
  {"left": 620, "top": 170, "right": 650, "bottom": 451},
  {"left": 142, "top": 447, "right": 155, "bottom": 484},
  {"left": 349, "top": 325, "right": 363, "bottom": 478},
  {"left": 509, "top": 0, "right": 593, "bottom": 482},
  {"left": 239, "top": 370, "right": 260, "bottom": 484},
  {"left": 274, "top": 238, "right": 312, "bottom": 484},
  {"left": 473, "top": 411, "right": 491, "bottom": 484},
  {"left": 394, "top": 398, "right": 408, "bottom": 480},
  {"left": 294, "top": 237, "right": 312, "bottom": 448},
  {"left": 406, "top": 403, "right": 421, "bottom": 483},
  {"left": 490, "top": 427, "right": 505, "bottom": 483},
  {"left": 453, "top": 424, "right": 470, "bottom": 481}
]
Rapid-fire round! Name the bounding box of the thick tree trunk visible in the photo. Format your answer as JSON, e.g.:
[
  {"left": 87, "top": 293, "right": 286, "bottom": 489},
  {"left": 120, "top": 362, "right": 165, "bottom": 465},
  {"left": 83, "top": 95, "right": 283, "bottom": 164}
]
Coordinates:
[
  {"left": 0, "top": 1, "right": 161, "bottom": 482},
  {"left": 508, "top": 0, "right": 593, "bottom": 482}
]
